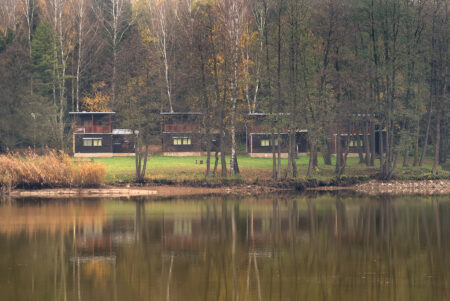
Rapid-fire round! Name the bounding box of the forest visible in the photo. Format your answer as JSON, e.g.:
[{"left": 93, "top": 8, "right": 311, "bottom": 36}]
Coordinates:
[{"left": 0, "top": 0, "right": 448, "bottom": 180}]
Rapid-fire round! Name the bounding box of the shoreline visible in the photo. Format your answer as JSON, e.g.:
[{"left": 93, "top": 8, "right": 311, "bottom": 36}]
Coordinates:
[{"left": 3, "top": 179, "right": 449, "bottom": 198}]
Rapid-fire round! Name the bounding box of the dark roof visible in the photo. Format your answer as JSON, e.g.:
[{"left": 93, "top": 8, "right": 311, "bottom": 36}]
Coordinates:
[
  {"left": 160, "top": 112, "right": 202, "bottom": 115},
  {"left": 69, "top": 111, "right": 115, "bottom": 115},
  {"left": 248, "top": 112, "right": 291, "bottom": 116}
]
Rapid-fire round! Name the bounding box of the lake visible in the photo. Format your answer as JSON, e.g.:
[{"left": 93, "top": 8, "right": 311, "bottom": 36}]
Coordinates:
[{"left": 0, "top": 193, "right": 448, "bottom": 300}]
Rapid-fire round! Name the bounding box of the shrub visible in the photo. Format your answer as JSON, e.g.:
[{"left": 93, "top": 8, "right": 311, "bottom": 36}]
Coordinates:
[{"left": 0, "top": 149, "right": 106, "bottom": 190}]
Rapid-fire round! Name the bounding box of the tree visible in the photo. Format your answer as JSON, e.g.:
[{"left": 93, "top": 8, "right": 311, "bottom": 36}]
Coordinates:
[{"left": 93, "top": 0, "right": 134, "bottom": 105}]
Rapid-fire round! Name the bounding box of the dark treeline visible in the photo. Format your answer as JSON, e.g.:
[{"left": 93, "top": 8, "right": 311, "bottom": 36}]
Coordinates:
[{"left": 0, "top": 0, "right": 448, "bottom": 179}]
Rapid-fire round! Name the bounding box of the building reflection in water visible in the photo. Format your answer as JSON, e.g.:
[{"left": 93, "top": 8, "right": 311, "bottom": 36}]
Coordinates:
[{"left": 0, "top": 195, "right": 448, "bottom": 301}]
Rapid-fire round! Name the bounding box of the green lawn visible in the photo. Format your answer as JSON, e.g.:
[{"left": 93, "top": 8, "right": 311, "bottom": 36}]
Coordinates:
[{"left": 89, "top": 154, "right": 448, "bottom": 184}]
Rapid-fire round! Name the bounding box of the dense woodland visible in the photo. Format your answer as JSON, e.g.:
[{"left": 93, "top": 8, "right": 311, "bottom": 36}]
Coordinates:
[{"left": 0, "top": 0, "right": 448, "bottom": 179}]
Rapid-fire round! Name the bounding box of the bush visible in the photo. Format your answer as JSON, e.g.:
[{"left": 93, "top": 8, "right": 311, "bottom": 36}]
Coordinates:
[{"left": 0, "top": 149, "right": 106, "bottom": 190}]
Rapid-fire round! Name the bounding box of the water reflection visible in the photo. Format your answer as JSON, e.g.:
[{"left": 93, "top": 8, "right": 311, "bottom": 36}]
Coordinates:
[{"left": 0, "top": 194, "right": 448, "bottom": 301}]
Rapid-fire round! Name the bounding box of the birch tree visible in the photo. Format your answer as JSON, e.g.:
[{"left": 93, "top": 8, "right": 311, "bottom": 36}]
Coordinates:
[
  {"left": 0, "top": 0, "right": 18, "bottom": 32},
  {"left": 217, "top": 0, "right": 247, "bottom": 176},
  {"left": 94, "top": 0, "right": 134, "bottom": 105},
  {"left": 42, "top": 0, "right": 75, "bottom": 149},
  {"left": 73, "top": 0, "right": 85, "bottom": 111}
]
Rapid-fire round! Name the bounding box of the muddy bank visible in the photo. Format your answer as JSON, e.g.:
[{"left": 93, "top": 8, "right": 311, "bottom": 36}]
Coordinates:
[
  {"left": 4, "top": 178, "right": 449, "bottom": 198},
  {"left": 353, "top": 180, "right": 450, "bottom": 195},
  {"left": 6, "top": 185, "right": 278, "bottom": 198}
]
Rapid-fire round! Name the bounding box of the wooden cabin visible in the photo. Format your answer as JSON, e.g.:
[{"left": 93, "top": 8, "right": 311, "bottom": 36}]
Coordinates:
[
  {"left": 161, "top": 112, "right": 219, "bottom": 156},
  {"left": 70, "top": 112, "right": 135, "bottom": 157},
  {"left": 329, "top": 116, "right": 387, "bottom": 155},
  {"left": 247, "top": 113, "right": 309, "bottom": 158}
]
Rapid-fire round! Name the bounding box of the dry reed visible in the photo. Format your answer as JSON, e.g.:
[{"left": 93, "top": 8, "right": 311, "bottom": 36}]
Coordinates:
[{"left": 0, "top": 149, "right": 106, "bottom": 190}]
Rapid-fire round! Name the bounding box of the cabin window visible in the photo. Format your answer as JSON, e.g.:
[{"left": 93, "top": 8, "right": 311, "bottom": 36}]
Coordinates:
[
  {"left": 173, "top": 137, "right": 191, "bottom": 145},
  {"left": 260, "top": 139, "right": 278, "bottom": 147},
  {"left": 93, "top": 139, "right": 102, "bottom": 146},
  {"left": 83, "top": 138, "right": 102, "bottom": 147}
]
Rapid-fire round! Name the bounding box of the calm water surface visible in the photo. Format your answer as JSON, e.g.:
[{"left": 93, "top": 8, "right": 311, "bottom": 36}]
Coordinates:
[{"left": 0, "top": 193, "right": 449, "bottom": 301}]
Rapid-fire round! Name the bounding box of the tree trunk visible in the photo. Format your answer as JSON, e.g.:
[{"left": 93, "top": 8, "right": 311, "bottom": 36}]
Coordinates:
[
  {"left": 379, "top": 124, "right": 384, "bottom": 175},
  {"left": 322, "top": 139, "right": 332, "bottom": 165},
  {"left": 291, "top": 131, "right": 297, "bottom": 178},
  {"left": 230, "top": 98, "right": 237, "bottom": 176},
  {"left": 276, "top": 132, "right": 281, "bottom": 180},
  {"left": 220, "top": 121, "right": 227, "bottom": 177},
  {"left": 205, "top": 131, "right": 211, "bottom": 177},
  {"left": 312, "top": 148, "right": 318, "bottom": 168},
  {"left": 213, "top": 151, "right": 219, "bottom": 176},
  {"left": 307, "top": 143, "right": 314, "bottom": 177},
  {"left": 335, "top": 132, "right": 341, "bottom": 174},
  {"left": 112, "top": 43, "right": 117, "bottom": 105},
  {"left": 370, "top": 121, "right": 376, "bottom": 166},
  {"left": 357, "top": 130, "right": 364, "bottom": 164},
  {"left": 432, "top": 96, "right": 442, "bottom": 175},
  {"left": 387, "top": 150, "right": 400, "bottom": 179},
  {"left": 271, "top": 132, "right": 277, "bottom": 179},
  {"left": 76, "top": 0, "right": 84, "bottom": 112},
  {"left": 419, "top": 96, "right": 432, "bottom": 166},
  {"left": 338, "top": 125, "right": 351, "bottom": 176},
  {"left": 286, "top": 133, "right": 292, "bottom": 179},
  {"left": 140, "top": 144, "right": 149, "bottom": 179},
  {"left": 363, "top": 121, "right": 370, "bottom": 166},
  {"left": 402, "top": 145, "right": 409, "bottom": 167},
  {"left": 275, "top": 0, "right": 282, "bottom": 181},
  {"left": 413, "top": 120, "right": 420, "bottom": 166}
]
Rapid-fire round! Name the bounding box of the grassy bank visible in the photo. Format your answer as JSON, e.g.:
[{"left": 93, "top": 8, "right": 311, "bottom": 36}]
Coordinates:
[
  {"left": 91, "top": 154, "right": 449, "bottom": 185},
  {"left": 2, "top": 151, "right": 446, "bottom": 193}
]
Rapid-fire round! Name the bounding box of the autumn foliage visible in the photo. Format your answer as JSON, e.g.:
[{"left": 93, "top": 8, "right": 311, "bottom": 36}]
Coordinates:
[
  {"left": 0, "top": 149, "right": 106, "bottom": 190},
  {"left": 81, "top": 82, "right": 111, "bottom": 112}
]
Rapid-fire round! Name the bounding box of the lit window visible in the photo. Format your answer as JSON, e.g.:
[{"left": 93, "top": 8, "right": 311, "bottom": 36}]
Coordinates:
[
  {"left": 173, "top": 137, "right": 191, "bottom": 145},
  {"left": 261, "top": 139, "right": 278, "bottom": 146},
  {"left": 83, "top": 138, "right": 102, "bottom": 147}
]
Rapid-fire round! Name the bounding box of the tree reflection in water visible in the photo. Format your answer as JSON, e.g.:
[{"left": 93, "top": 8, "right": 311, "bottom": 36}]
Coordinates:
[{"left": 0, "top": 194, "right": 448, "bottom": 300}]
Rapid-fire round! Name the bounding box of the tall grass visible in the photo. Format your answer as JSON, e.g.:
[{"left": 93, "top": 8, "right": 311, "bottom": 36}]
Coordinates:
[{"left": 0, "top": 149, "right": 106, "bottom": 191}]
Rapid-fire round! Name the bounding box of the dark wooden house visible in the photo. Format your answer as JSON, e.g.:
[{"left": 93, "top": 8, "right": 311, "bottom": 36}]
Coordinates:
[
  {"left": 70, "top": 112, "right": 135, "bottom": 157},
  {"left": 161, "top": 112, "right": 219, "bottom": 156},
  {"left": 246, "top": 113, "right": 309, "bottom": 158},
  {"left": 330, "top": 130, "right": 386, "bottom": 154},
  {"left": 329, "top": 114, "right": 387, "bottom": 155}
]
